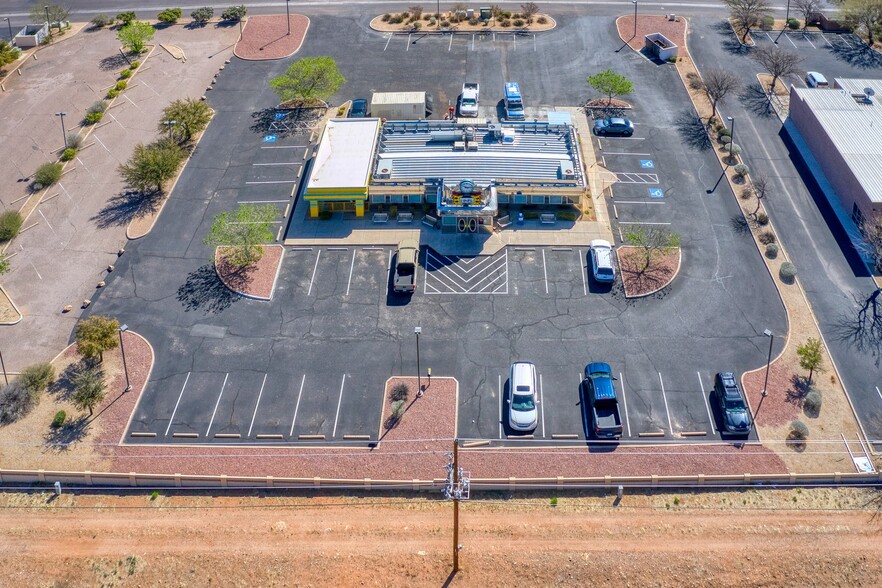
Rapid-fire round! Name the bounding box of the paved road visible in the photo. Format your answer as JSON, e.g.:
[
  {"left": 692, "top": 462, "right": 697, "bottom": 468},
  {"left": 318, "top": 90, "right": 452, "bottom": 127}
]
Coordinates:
[{"left": 689, "top": 18, "right": 882, "bottom": 449}]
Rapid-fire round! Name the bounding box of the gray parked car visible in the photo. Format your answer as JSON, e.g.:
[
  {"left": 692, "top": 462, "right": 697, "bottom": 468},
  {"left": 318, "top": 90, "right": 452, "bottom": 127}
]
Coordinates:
[{"left": 593, "top": 117, "right": 634, "bottom": 137}]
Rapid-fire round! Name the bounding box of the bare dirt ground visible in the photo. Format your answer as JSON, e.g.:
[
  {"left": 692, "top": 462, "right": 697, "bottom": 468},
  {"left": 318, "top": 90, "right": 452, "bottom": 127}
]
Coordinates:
[{"left": 0, "top": 487, "right": 879, "bottom": 587}]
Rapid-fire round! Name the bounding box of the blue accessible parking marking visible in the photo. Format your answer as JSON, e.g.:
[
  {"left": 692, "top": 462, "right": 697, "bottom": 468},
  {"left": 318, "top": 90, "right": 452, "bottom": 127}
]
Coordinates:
[
  {"left": 263, "top": 134, "right": 277, "bottom": 143},
  {"left": 273, "top": 112, "right": 287, "bottom": 120},
  {"left": 640, "top": 160, "right": 655, "bottom": 169},
  {"left": 648, "top": 188, "right": 664, "bottom": 199}
]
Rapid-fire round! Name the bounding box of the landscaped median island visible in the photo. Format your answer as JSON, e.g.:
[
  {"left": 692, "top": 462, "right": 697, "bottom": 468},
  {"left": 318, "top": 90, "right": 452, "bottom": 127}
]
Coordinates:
[
  {"left": 616, "top": 246, "right": 681, "bottom": 298},
  {"left": 233, "top": 14, "right": 310, "bottom": 61},
  {"left": 215, "top": 245, "right": 284, "bottom": 301},
  {"left": 370, "top": 4, "right": 555, "bottom": 33}
]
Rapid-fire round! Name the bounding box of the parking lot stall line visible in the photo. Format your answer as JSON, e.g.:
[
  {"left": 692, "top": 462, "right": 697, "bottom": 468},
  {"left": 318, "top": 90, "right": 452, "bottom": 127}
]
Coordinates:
[
  {"left": 246, "top": 373, "right": 268, "bottom": 438},
  {"left": 206, "top": 372, "right": 229, "bottom": 437},
  {"left": 498, "top": 374, "right": 503, "bottom": 439},
  {"left": 602, "top": 152, "right": 652, "bottom": 156},
  {"left": 449, "top": 34, "right": 454, "bottom": 51},
  {"left": 238, "top": 199, "right": 290, "bottom": 204},
  {"left": 307, "top": 249, "right": 321, "bottom": 296},
  {"left": 618, "top": 372, "right": 632, "bottom": 438},
  {"left": 244, "top": 180, "right": 298, "bottom": 185},
  {"left": 803, "top": 34, "right": 816, "bottom": 49},
  {"left": 786, "top": 33, "right": 798, "bottom": 49},
  {"left": 345, "top": 249, "right": 357, "bottom": 295},
  {"left": 332, "top": 375, "right": 346, "bottom": 438},
  {"left": 406, "top": 33, "right": 411, "bottom": 51},
  {"left": 164, "top": 371, "right": 192, "bottom": 437},
  {"left": 384, "top": 34, "right": 392, "bottom": 51},
  {"left": 617, "top": 221, "right": 672, "bottom": 225},
  {"left": 697, "top": 371, "right": 714, "bottom": 427},
  {"left": 579, "top": 249, "right": 587, "bottom": 296},
  {"left": 876, "top": 386, "right": 881, "bottom": 402},
  {"left": 658, "top": 372, "right": 674, "bottom": 436},
  {"left": 539, "top": 373, "right": 546, "bottom": 438},
  {"left": 289, "top": 374, "right": 307, "bottom": 437},
  {"left": 542, "top": 249, "right": 549, "bottom": 294}
]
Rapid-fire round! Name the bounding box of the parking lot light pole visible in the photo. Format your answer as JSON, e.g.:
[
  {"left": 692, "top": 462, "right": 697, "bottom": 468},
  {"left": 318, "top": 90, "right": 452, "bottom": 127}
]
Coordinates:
[
  {"left": 727, "top": 115, "right": 735, "bottom": 162},
  {"left": 762, "top": 329, "right": 773, "bottom": 398},
  {"left": 44, "top": 6, "right": 51, "bottom": 34},
  {"left": 55, "top": 112, "right": 67, "bottom": 148},
  {"left": 774, "top": 0, "right": 791, "bottom": 44},
  {"left": 3, "top": 18, "right": 12, "bottom": 43},
  {"left": 415, "top": 326, "right": 423, "bottom": 397},
  {"left": 286, "top": 0, "right": 291, "bottom": 35},
  {"left": 632, "top": 0, "right": 638, "bottom": 38},
  {"left": 119, "top": 324, "right": 132, "bottom": 392},
  {"left": 163, "top": 120, "right": 177, "bottom": 139}
]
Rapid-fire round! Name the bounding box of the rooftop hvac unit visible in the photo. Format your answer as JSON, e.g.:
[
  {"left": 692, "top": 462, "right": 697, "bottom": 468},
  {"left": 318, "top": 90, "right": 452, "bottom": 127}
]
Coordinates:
[
  {"left": 430, "top": 130, "right": 460, "bottom": 142},
  {"left": 463, "top": 126, "right": 477, "bottom": 141},
  {"left": 559, "top": 160, "right": 575, "bottom": 179}
]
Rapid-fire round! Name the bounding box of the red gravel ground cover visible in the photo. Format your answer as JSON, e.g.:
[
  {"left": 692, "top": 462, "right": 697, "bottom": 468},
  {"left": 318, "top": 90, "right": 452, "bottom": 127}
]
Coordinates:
[
  {"left": 215, "top": 245, "right": 283, "bottom": 300},
  {"left": 234, "top": 14, "right": 310, "bottom": 61},
  {"left": 617, "top": 246, "right": 680, "bottom": 297},
  {"left": 585, "top": 98, "right": 632, "bottom": 109},
  {"left": 616, "top": 14, "right": 688, "bottom": 53},
  {"left": 742, "top": 362, "right": 802, "bottom": 427}
]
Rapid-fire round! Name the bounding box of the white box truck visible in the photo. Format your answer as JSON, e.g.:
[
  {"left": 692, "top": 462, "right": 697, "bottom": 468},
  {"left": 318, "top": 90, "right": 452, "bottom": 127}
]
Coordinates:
[{"left": 370, "top": 91, "right": 428, "bottom": 120}]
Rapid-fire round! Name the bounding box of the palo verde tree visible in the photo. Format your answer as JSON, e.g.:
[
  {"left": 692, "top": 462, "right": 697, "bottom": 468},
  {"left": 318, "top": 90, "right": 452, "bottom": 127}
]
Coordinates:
[
  {"left": 71, "top": 363, "right": 106, "bottom": 416},
  {"left": 74, "top": 315, "right": 120, "bottom": 363},
  {"left": 796, "top": 337, "right": 825, "bottom": 384},
  {"left": 724, "top": 0, "right": 771, "bottom": 43},
  {"left": 117, "top": 21, "right": 155, "bottom": 54},
  {"left": 624, "top": 226, "right": 681, "bottom": 274},
  {"left": 204, "top": 204, "right": 278, "bottom": 268},
  {"left": 587, "top": 69, "right": 634, "bottom": 106},
  {"left": 117, "top": 138, "right": 185, "bottom": 194},
  {"left": 158, "top": 98, "right": 213, "bottom": 143},
  {"left": 752, "top": 45, "right": 802, "bottom": 94},
  {"left": 0, "top": 41, "right": 22, "bottom": 69},
  {"left": 269, "top": 56, "right": 346, "bottom": 105},
  {"left": 702, "top": 68, "right": 741, "bottom": 119}
]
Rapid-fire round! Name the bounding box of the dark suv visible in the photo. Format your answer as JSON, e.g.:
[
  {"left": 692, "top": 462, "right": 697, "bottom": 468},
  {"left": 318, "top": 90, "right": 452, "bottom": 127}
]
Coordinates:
[{"left": 713, "top": 372, "right": 752, "bottom": 436}]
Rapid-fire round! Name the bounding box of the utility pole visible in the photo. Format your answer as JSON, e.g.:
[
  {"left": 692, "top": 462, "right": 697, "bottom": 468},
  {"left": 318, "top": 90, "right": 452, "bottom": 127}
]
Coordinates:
[{"left": 453, "top": 439, "right": 460, "bottom": 573}]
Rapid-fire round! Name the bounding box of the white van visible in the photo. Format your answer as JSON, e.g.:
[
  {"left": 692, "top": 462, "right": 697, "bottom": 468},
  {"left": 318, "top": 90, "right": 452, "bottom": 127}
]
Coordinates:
[{"left": 805, "top": 72, "right": 829, "bottom": 88}]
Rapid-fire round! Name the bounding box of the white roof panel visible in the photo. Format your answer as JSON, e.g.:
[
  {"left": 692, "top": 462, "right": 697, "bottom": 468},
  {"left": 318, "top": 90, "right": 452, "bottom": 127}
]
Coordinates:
[
  {"left": 371, "top": 92, "right": 425, "bottom": 105},
  {"left": 307, "top": 118, "right": 380, "bottom": 190}
]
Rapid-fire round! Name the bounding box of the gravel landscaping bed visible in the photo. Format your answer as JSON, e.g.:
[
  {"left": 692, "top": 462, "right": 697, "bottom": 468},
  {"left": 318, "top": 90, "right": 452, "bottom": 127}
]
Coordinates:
[
  {"left": 617, "top": 246, "right": 680, "bottom": 298},
  {"left": 234, "top": 15, "right": 310, "bottom": 61},
  {"left": 616, "top": 14, "right": 688, "bottom": 52},
  {"left": 215, "top": 245, "right": 284, "bottom": 300}
]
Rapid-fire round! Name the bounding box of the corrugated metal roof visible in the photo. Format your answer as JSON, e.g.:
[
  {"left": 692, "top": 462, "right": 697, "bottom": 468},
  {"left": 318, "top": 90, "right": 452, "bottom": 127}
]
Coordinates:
[
  {"left": 307, "top": 118, "right": 380, "bottom": 190},
  {"left": 793, "top": 79, "right": 882, "bottom": 203},
  {"left": 371, "top": 92, "right": 425, "bottom": 105},
  {"left": 547, "top": 111, "right": 573, "bottom": 126}
]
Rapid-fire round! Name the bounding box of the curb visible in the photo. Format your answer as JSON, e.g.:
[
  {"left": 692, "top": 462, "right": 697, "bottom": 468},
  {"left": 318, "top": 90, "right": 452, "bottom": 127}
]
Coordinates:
[
  {"left": 368, "top": 14, "right": 557, "bottom": 35},
  {"left": 117, "top": 331, "right": 156, "bottom": 446},
  {"left": 617, "top": 246, "right": 682, "bottom": 299},
  {"left": 0, "top": 285, "right": 23, "bottom": 325},
  {"left": 214, "top": 244, "right": 285, "bottom": 301},
  {"left": 233, "top": 15, "right": 311, "bottom": 61}
]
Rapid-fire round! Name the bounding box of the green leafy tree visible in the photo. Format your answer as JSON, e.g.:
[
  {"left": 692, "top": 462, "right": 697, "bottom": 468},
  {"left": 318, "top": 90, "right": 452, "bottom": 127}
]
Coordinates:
[
  {"left": 117, "top": 139, "right": 185, "bottom": 194},
  {"left": 116, "top": 11, "right": 137, "bottom": 26},
  {"left": 159, "top": 98, "right": 213, "bottom": 143},
  {"left": 117, "top": 21, "right": 155, "bottom": 54},
  {"left": 724, "top": 0, "right": 772, "bottom": 43},
  {"left": 74, "top": 315, "right": 120, "bottom": 363},
  {"left": 71, "top": 363, "right": 106, "bottom": 416},
  {"left": 587, "top": 69, "right": 633, "bottom": 105},
  {"left": 205, "top": 204, "right": 278, "bottom": 268},
  {"left": 0, "top": 41, "right": 22, "bottom": 69},
  {"left": 841, "top": 0, "right": 882, "bottom": 45},
  {"left": 30, "top": 4, "right": 70, "bottom": 28},
  {"left": 269, "top": 56, "right": 346, "bottom": 104},
  {"left": 796, "top": 337, "right": 825, "bottom": 384},
  {"left": 625, "top": 226, "right": 681, "bottom": 273}
]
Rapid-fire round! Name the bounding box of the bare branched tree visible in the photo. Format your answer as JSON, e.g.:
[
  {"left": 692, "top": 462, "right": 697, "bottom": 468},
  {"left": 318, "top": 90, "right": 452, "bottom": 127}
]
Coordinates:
[
  {"left": 521, "top": 2, "right": 540, "bottom": 22},
  {"left": 703, "top": 68, "right": 741, "bottom": 119},
  {"left": 862, "top": 211, "right": 882, "bottom": 272},
  {"left": 747, "top": 174, "right": 772, "bottom": 218},
  {"left": 724, "top": 0, "right": 772, "bottom": 42},
  {"left": 752, "top": 45, "right": 803, "bottom": 94},
  {"left": 794, "top": 0, "right": 823, "bottom": 28}
]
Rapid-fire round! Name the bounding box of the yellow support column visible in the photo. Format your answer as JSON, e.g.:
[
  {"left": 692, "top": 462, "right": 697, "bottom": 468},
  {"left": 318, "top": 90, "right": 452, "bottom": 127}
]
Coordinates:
[
  {"left": 310, "top": 201, "right": 319, "bottom": 218},
  {"left": 355, "top": 200, "right": 365, "bottom": 217}
]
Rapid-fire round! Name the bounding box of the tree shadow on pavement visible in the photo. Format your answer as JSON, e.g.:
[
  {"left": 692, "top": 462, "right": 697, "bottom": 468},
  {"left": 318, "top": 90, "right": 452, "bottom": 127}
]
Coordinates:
[
  {"left": 730, "top": 215, "right": 750, "bottom": 235},
  {"left": 176, "top": 263, "right": 240, "bottom": 314},
  {"left": 828, "top": 42, "right": 882, "bottom": 69},
  {"left": 98, "top": 52, "right": 132, "bottom": 71},
  {"left": 739, "top": 83, "right": 776, "bottom": 119},
  {"left": 250, "top": 107, "right": 324, "bottom": 138},
  {"left": 92, "top": 190, "right": 162, "bottom": 230},
  {"left": 673, "top": 110, "right": 711, "bottom": 151},
  {"left": 43, "top": 415, "right": 91, "bottom": 452},
  {"left": 831, "top": 289, "right": 882, "bottom": 367}
]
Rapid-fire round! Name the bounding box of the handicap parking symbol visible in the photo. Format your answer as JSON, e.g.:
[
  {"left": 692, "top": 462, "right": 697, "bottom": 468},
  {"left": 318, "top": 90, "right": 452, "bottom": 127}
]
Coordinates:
[
  {"left": 648, "top": 188, "right": 664, "bottom": 199},
  {"left": 273, "top": 112, "right": 287, "bottom": 120},
  {"left": 640, "top": 159, "right": 655, "bottom": 169},
  {"left": 263, "top": 134, "right": 277, "bottom": 143}
]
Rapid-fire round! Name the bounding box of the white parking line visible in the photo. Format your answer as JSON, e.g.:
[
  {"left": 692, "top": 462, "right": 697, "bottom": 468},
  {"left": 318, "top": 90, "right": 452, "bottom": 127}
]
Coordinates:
[
  {"left": 290, "top": 374, "right": 306, "bottom": 436},
  {"left": 165, "top": 371, "right": 191, "bottom": 436},
  {"left": 37, "top": 210, "right": 56, "bottom": 236},
  {"left": 618, "top": 372, "right": 632, "bottom": 438},
  {"left": 803, "top": 33, "right": 816, "bottom": 49},
  {"left": 579, "top": 249, "right": 587, "bottom": 296},
  {"left": 244, "top": 180, "right": 297, "bottom": 185},
  {"left": 384, "top": 34, "right": 392, "bottom": 51},
  {"left": 697, "top": 371, "right": 714, "bottom": 427},
  {"left": 332, "top": 375, "right": 346, "bottom": 438},
  {"left": 247, "top": 373, "right": 268, "bottom": 438},
  {"left": 206, "top": 372, "right": 229, "bottom": 436},
  {"left": 876, "top": 386, "right": 881, "bottom": 402},
  {"left": 406, "top": 33, "right": 411, "bottom": 51},
  {"left": 345, "top": 249, "right": 357, "bottom": 295},
  {"left": 539, "top": 373, "right": 546, "bottom": 438},
  {"left": 307, "top": 249, "right": 321, "bottom": 296},
  {"left": 498, "top": 374, "right": 503, "bottom": 439},
  {"left": 30, "top": 262, "right": 42, "bottom": 280},
  {"left": 786, "top": 33, "right": 798, "bottom": 48},
  {"left": 253, "top": 162, "right": 301, "bottom": 166},
  {"left": 542, "top": 248, "right": 549, "bottom": 294},
  {"left": 261, "top": 145, "right": 303, "bottom": 149},
  {"left": 614, "top": 201, "right": 667, "bottom": 204},
  {"left": 765, "top": 32, "right": 774, "bottom": 42},
  {"left": 659, "top": 372, "right": 674, "bottom": 435},
  {"left": 618, "top": 221, "right": 672, "bottom": 225},
  {"left": 238, "top": 199, "right": 289, "bottom": 204},
  {"left": 448, "top": 34, "right": 454, "bottom": 51}
]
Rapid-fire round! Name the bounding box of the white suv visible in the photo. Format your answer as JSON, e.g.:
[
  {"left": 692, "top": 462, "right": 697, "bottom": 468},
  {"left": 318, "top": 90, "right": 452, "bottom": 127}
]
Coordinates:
[
  {"left": 507, "top": 362, "right": 538, "bottom": 432},
  {"left": 590, "top": 239, "right": 616, "bottom": 283}
]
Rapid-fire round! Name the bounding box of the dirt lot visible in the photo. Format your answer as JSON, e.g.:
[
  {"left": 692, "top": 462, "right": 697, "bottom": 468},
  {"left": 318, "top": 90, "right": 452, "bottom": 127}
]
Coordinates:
[{"left": 0, "top": 487, "right": 879, "bottom": 587}]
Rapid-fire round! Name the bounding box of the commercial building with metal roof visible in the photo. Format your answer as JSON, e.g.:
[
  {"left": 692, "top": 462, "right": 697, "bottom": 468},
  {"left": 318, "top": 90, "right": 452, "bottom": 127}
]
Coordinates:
[{"left": 788, "top": 78, "right": 882, "bottom": 258}]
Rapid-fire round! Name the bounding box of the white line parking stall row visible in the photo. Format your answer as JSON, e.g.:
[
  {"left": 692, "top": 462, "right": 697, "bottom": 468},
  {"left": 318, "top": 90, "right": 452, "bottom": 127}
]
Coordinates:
[
  {"left": 383, "top": 31, "right": 538, "bottom": 52},
  {"left": 285, "top": 247, "right": 393, "bottom": 298}
]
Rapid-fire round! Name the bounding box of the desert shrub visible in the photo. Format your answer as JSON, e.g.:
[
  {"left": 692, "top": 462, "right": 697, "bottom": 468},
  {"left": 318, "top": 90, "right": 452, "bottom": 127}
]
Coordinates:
[
  {"left": 500, "top": 19, "right": 511, "bottom": 27},
  {"left": 441, "top": 19, "right": 451, "bottom": 27},
  {"left": 19, "top": 363, "right": 55, "bottom": 395},
  {"left": 758, "top": 230, "right": 776, "bottom": 245},
  {"left": 390, "top": 382, "right": 409, "bottom": 402},
  {"left": 119, "top": 68, "right": 133, "bottom": 79},
  {"left": 84, "top": 112, "right": 104, "bottom": 124},
  {"left": 60, "top": 147, "right": 78, "bottom": 161},
  {"left": 389, "top": 14, "right": 404, "bottom": 24},
  {"left": 789, "top": 419, "right": 809, "bottom": 440},
  {"left": 66, "top": 133, "right": 84, "bottom": 149},
  {"left": 728, "top": 143, "right": 742, "bottom": 157},
  {"left": 400, "top": 11, "right": 410, "bottom": 19},
  {"left": 0, "top": 211, "right": 23, "bottom": 241},
  {"left": 668, "top": 56, "right": 678, "bottom": 63},
  {"left": 130, "top": 60, "right": 140, "bottom": 68},
  {"left": 381, "top": 13, "right": 391, "bottom": 21},
  {"left": 513, "top": 18, "right": 525, "bottom": 26},
  {"left": 116, "top": 11, "right": 136, "bottom": 26},
  {"left": 191, "top": 7, "right": 214, "bottom": 23},
  {"left": 34, "top": 162, "right": 63, "bottom": 187},
  {"left": 318, "top": 210, "right": 332, "bottom": 220},
  {"left": 157, "top": 8, "right": 182, "bottom": 23},
  {"left": 150, "top": 490, "right": 159, "bottom": 500},
  {"left": 756, "top": 212, "right": 769, "bottom": 225},
  {"left": 765, "top": 243, "right": 779, "bottom": 258},
  {"left": 429, "top": 16, "right": 437, "bottom": 25},
  {"left": 0, "top": 382, "right": 35, "bottom": 425},
  {"left": 803, "top": 390, "right": 822, "bottom": 416},
  {"left": 115, "top": 80, "right": 128, "bottom": 91},
  {"left": 780, "top": 262, "right": 797, "bottom": 283},
  {"left": 787, "top": 17, "right": 799, "bottom": 29},
  {"left": 107, "top": 88, "right": 120, "bottom": 99},
  {"left": 740, "top": 186, "right": 752, "bottom": 200},
  {"left": 91, "top": 14, "right": 113, "bottom": 28},
  {"left": 52, "top": 410, "right": 66, "bottom": 428},
  {"left": 221, "top": 5, "right": 247, "bottom": 21},
  {"left": 687, "top": 72, "right": 704, "bottom": 90},
  {"left": 502, "top": 10, "right": 512, "bottom": 17},
  {"left": 537, "top": 16, "right": 548, "bottom": 23},
  {"left": 760, "top": 15, "right": 775, "bottom": 29},
  {"left": 469, "top": 17, "right": 479, "bottom": 25},
  {"left": 718, "top": 127, "right": 731, "bottom": 138},
  {"left": 411, "top": 21, "right": 422, "bottom": 29},
  {"left": 733, "top": 163, "right": 750, "bottom": 177},
  {"left": 557, "top": 211, "right": 578, "bottom": 221},
  {"left": 391, "top": 399, "right": 405, "bottom": 419}
]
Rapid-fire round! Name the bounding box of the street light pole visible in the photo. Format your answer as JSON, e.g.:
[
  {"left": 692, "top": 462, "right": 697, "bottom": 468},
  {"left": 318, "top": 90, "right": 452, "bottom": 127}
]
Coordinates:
[
  {"left": 727, "top": 115, "right": 735, "bottom": 162},
  {"left": 286, "top": 0, "right": 291, "bottom": 35},
  {"left": 762, "top": 329, "right": 773, "bottom": 398},
  {"left": 163, "top": 120, "right": 177, "bottom": 139},
  {"left": 632, "top": 0, "right": 638, "bottom": 38},
  {"left": 55, "top": 112, "right": 67, "bottom": 148},
  {"left": 3, "top": 18, "right": 13, "bottom": 43},
  {"left": 415, "top": 326, "right": 423, "bottom": 397},
  {"left": 44, "top": 6, "right": 51, "bottom": 35},
  {"left": 119, "top": 324, "right": 132, "bottom": 392},
  {"left": 774, "top": 0, "right": 792, "bottom": 44}
]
